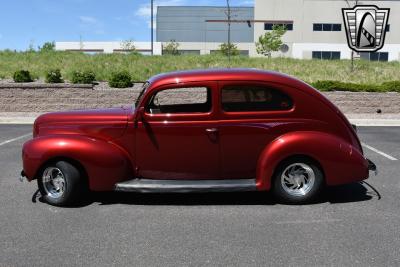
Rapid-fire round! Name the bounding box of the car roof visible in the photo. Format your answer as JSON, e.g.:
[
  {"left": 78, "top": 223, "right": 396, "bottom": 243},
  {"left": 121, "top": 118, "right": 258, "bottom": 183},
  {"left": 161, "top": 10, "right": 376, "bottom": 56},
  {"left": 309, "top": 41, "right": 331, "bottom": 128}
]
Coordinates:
[
  {"left": 145, "top": 68, "right": 340, "bottom": 118},
  {"left": 147, "top": 68, "right": 307, "bottom": 88}
]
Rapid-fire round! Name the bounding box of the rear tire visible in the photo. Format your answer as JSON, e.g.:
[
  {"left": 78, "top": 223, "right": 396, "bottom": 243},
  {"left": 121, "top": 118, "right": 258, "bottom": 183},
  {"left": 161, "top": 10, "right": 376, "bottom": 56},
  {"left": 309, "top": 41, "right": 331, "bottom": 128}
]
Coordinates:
[
  {"left": 37, "top": 161, "right": 84, "bottom": 206},
  {"left": 272, "top": 158, "right": 324, "bottom": 204}
]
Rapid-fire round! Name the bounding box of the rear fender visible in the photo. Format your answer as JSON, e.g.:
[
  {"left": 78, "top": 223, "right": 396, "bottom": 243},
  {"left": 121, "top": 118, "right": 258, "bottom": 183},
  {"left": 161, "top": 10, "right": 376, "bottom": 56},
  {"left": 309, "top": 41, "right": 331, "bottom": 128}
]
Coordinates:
[
  {"left": 22, "top": 135, "right": 133, "bottom": 191},
  {"left": 255, "top": 131, "right": 368, "bottom": 191}
]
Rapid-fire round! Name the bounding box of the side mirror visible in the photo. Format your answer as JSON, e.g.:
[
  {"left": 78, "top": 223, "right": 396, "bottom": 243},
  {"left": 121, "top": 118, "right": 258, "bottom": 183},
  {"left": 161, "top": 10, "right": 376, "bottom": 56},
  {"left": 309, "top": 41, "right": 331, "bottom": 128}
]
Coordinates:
[{"left": 134, "top": 107, "right": 145, "bottom": 126}]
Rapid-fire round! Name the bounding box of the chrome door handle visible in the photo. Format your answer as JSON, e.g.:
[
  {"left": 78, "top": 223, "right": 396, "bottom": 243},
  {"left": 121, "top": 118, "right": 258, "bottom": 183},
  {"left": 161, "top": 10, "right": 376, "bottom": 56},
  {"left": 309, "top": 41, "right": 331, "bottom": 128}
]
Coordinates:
[{"left": 206, "top": 128, "right": 218, "bottom": 133}]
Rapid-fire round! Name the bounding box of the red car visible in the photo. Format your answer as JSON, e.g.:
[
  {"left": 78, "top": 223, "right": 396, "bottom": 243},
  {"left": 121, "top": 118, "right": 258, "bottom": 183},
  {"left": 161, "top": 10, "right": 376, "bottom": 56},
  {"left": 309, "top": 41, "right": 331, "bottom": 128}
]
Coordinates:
[{"left": 21, "top": 69, "right": 376, "bottom": 206}]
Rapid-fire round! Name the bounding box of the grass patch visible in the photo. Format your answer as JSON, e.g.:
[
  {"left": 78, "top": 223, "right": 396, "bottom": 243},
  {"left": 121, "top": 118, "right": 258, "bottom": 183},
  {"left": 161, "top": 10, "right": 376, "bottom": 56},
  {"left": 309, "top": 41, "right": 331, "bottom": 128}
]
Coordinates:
[
  {"left": 0, "top": 50, "right": 399, "bottom": 85},
  {"left": 312, "top": 80, "right": 400, "bottom": 92}
]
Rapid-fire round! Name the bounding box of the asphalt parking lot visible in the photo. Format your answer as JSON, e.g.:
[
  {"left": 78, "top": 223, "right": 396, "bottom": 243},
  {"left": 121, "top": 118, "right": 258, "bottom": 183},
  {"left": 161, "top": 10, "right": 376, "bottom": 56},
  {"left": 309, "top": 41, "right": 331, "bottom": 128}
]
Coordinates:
[{"left": 0, "top": 125, "right": 399, "bottom": 266}]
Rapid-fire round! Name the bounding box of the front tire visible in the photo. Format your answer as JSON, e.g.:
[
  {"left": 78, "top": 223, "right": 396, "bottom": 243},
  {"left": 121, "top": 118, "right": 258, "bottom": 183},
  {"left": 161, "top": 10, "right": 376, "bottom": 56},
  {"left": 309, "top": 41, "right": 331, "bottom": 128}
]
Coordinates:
[
  {"left": 273, "top": 158, "right": 324, "bottom": 204},
  {"left": 37, "top": 161, "right": 84, "bottom": 206}
]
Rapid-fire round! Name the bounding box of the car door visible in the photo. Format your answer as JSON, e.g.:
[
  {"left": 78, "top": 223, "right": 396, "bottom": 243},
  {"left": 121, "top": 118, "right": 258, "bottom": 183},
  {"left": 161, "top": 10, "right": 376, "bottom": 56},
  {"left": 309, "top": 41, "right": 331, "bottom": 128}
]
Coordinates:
[
  {"left": 218, "top": 81, "right": 294, "bottom": 179},
  {"left": 135, "top": 81, "right": 220, "bottom": 180}
]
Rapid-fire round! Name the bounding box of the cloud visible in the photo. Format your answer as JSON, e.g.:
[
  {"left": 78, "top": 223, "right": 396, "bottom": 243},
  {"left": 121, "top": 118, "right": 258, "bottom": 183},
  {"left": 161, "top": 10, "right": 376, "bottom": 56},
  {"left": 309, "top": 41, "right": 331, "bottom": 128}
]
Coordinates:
[
  {"left": 135, "top": 0, "right": 186, "bottom": 28},
  {"left": 78, "top": 15, "right": 105, "bottom": 35},
  {"left": 236, "top": 0, "right": 254, "bottom": 5},
  {"left": 79, "top": 16, "right": 98, "bottom": 24},
  {"left": 135, "top": 0, "right": 186, "bottom": 17}
]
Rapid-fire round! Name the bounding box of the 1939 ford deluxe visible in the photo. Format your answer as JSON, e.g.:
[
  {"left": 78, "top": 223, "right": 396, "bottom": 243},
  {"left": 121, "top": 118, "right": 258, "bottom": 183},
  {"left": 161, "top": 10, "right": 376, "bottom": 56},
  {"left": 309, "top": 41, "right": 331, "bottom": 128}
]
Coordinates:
[{"left": 21, "top": 69, "right": 376, "bottom": 206}]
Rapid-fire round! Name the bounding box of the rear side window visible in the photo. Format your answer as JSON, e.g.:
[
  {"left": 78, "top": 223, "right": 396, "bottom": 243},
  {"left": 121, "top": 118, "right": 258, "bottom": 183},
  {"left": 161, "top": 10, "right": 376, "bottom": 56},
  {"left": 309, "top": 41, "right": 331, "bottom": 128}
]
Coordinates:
[
  {"left": 221, "top": 85, "right": 293, "bottom": 112},
  {"left": 147, "top": 87, "right": 211, "bottom": 114}
]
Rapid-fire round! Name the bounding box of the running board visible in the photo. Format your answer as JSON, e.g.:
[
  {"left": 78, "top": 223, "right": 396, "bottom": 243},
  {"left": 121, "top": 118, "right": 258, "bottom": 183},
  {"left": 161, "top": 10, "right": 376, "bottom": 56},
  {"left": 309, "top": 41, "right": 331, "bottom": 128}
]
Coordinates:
[{"left": 114, "top": 178, "right": 257, "bottom": 193}]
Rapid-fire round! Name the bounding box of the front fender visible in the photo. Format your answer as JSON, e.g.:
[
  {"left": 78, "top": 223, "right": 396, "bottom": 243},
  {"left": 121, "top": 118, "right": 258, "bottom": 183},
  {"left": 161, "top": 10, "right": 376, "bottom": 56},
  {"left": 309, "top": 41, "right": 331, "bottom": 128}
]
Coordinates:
[
  {"left": 255, "top": 131, "right": 368, "bottom": 191},
  {"left": 22, "top": 135, "right": 133, "bottom": 191}
]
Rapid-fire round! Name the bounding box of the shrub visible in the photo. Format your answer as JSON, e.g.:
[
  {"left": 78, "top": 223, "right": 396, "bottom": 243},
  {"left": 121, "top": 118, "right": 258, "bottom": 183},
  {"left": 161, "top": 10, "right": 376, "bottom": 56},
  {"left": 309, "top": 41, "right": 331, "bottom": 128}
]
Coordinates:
[
  {"left": 163, "top": 40, "right": 180, "bottom": 55},
  {"left": 13, "top": 70, "right": 33, "bottom": 83},
  {"left": 109, "top": 71, "right": 133, "bottom": 88},
  {"left": 218, "top": 43, "right": 240, "bottom": 56},
  {"left": 45, "top": 69, "right": 63, "bottom": 83},
  {"left": 71, "top": 71, "right": 96, "bottom": 84},
  {"left": 120, "top": 39, "right": 139, "bottom": 54}
]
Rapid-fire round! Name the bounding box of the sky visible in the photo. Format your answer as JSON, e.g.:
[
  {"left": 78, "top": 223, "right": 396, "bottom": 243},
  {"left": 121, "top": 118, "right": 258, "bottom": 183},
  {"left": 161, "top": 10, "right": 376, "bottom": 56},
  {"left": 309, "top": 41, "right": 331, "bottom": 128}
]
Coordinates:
[{"left": 0, "top": 0, "right": 253, "bottom": 51}]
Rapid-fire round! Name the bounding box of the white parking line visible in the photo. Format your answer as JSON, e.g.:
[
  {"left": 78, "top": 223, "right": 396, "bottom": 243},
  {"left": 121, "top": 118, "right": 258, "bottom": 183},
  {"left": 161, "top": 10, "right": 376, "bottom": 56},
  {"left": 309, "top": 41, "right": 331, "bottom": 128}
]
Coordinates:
[
  {"left": 0, "top": 133, "right": 31, "bottom": 146},
  {"left": 274, "top": 219, "right": 342, "bottom": 225},
  {"left": 361, "top": 142, "right": 398, "bottom": 161}
]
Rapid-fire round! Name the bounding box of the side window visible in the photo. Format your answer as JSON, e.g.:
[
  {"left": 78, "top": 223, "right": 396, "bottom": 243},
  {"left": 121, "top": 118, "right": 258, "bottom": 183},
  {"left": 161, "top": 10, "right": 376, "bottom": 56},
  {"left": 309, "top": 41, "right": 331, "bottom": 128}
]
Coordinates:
[
  {"left": 147, "top": 87, "right": 211, "bottom": 114},
  {"left": 221, "top": 85, "right": 293, "bottom": 112}
]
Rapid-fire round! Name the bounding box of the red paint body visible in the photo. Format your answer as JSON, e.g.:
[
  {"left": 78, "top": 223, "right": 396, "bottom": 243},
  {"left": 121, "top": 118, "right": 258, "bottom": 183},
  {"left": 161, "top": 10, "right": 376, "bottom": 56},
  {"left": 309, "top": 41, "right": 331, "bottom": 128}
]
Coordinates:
[{"left": 22, "top": 69, "right": 369, "bottom": 191}]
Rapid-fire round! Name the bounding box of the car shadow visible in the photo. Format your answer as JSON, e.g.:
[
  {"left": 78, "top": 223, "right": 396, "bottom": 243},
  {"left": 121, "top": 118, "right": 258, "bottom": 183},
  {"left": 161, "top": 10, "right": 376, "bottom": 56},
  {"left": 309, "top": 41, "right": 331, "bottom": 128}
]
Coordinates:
[{"left": 32, "top": 181, "right": 380, "bottom": 207}]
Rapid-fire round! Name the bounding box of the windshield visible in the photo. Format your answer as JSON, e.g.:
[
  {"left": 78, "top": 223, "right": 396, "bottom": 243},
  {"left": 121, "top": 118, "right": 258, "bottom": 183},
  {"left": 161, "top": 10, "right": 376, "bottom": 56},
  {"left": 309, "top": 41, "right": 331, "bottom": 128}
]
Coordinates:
[{"left": 134, "top": 82, "right": 150, "bottom": 108}]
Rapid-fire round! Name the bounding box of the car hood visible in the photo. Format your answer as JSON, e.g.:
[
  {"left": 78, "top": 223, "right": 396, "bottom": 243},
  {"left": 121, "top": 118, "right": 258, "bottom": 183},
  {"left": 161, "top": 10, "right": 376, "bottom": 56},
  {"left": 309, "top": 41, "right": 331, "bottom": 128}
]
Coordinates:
[{"left": 34, "top": 106, "right": 132, "bottom": 140}]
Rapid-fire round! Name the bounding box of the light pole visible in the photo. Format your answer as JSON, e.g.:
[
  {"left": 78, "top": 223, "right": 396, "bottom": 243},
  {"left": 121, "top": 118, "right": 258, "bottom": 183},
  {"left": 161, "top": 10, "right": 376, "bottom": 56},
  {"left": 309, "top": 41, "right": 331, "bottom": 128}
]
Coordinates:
[
  {"left": 226, "top": 0, "right": 231, "bottom": 63},
  {"left": 151, "top": 0, "right": 154, "bottom": 55}
]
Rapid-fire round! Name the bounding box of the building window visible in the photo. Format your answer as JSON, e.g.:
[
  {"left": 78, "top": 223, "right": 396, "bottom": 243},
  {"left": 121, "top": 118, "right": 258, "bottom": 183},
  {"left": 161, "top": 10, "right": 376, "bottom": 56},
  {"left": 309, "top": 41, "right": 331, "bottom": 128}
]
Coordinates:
[
  {"left": 386, "top": 24, "right": 390, "bottom": 32},
  {"left": 265, "top": 23, "right": 293, "bottom": 31},
  {"left": 210, "top": 50, "right": 249, "bottom": 56},
  {"left": 177, "top": 50, "right": 200, "bottom": 55},
  {"left": 360, "top": 52, "right": 388, "bottom": 62},
  {"left": 313, "top": 23, "right": 341, "bottom": 31},
  {"left": 332, "top": 24, "right": 341, "bottom": 31},
  {"left": 239, "top": 50, "right": 249, "bottom": 56},
  {"left": 312, "top": 51, "right": 341, "bottom": 60},
  {"left": 313, "top": 24, "right": 322, "bottom": 31},
  {"left": 323, "top": 24, "right": 332, "bottom": 31},
  {"left": 221, "top": 85, "right": 293, "bottom": 112}
]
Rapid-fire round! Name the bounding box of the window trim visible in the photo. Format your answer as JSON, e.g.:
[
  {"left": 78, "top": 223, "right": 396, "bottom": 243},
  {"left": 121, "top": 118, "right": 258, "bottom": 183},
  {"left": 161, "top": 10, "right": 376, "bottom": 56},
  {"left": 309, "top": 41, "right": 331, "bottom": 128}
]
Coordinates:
[
  {"left": 141, "top": 82, "right": 217, "bottom": 121},
  {"left": 146, "top": 87, "right": 211, "bottom": 114},
  {"left": 219, "top": 82, "right": 295, "bottom": 116}
]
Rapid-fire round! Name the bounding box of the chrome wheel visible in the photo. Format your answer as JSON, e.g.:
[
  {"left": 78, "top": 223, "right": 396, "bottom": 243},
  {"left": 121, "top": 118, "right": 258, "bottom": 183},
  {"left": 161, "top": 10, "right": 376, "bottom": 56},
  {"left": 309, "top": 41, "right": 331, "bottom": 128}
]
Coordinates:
[
  {"left": 281, "top": 163, "right": 315, "bottom": 197},
  {"left": 41, "top": 167, "right": 66, "bottom": 199}
]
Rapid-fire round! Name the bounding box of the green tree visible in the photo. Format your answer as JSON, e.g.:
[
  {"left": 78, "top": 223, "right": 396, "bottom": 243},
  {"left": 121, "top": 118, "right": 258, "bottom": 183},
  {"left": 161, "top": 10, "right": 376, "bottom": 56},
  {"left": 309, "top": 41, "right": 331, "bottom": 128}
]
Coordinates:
[
  {"left": 39, "top": 41, "right": 55, "bottom": 52},
  {"left": 163, "top": 40, "right": 180, "bottom": 55},
  {"left": 218, "top": 43, "right": 239, "bottom": 56},
  {"left": 256, "top": 25, "right": 287, "bottom": 57}
]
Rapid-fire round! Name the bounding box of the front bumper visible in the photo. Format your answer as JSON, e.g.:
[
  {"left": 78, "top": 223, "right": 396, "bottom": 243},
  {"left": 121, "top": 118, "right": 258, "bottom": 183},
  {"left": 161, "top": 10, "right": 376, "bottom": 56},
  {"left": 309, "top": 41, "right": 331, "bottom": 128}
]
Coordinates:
[{"left": 367, "top": 158, "right": 378, "bottom": 175}]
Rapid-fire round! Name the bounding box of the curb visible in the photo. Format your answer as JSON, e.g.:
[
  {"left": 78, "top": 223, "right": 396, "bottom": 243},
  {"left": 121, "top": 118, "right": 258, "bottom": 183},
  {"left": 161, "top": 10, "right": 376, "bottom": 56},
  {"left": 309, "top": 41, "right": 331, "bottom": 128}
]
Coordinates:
[
  {"left": 0, "top": 83, "right": 93, "bottom": 89},
  {"left": 349, "top": 119, "right": 400, "bottom": 126}
]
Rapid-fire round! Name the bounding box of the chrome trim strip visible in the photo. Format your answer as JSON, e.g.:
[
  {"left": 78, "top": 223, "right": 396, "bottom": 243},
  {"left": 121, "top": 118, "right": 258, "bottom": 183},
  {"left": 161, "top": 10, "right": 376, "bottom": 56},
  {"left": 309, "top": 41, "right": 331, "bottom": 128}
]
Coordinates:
[{"left": 115, "top": 178, "right": 257, "bottom": 193}]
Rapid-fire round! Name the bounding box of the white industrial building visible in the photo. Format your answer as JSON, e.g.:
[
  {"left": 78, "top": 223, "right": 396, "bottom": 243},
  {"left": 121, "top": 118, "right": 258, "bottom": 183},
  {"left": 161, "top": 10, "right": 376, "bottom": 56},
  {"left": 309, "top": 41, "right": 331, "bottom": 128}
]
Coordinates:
[
  {"left": 56, "top": 0, "right": 400, "bottom": 61},
  {"left": 55, "top": 41, "right": 162, "bottom": 55},
  {"left": 254, "top": 0, "right": 400, "bottom": 61}
]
